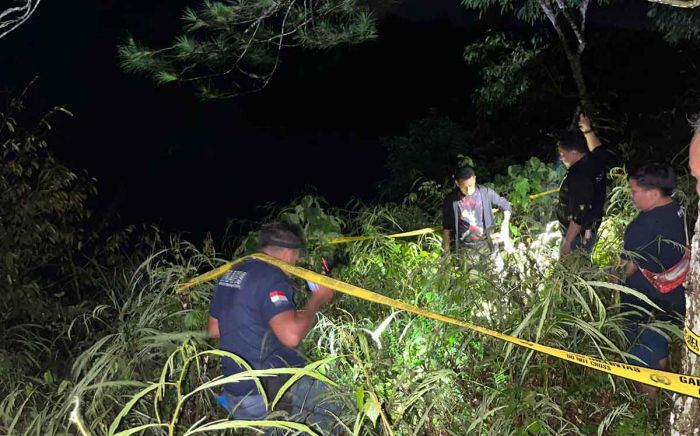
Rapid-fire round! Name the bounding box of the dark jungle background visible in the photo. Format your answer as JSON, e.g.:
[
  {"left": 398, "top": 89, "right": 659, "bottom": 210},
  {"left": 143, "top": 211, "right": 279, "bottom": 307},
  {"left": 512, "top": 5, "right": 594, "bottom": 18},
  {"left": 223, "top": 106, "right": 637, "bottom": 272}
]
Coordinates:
[{"left": 1, "top": 0, "right": 699, "bottom": 434}]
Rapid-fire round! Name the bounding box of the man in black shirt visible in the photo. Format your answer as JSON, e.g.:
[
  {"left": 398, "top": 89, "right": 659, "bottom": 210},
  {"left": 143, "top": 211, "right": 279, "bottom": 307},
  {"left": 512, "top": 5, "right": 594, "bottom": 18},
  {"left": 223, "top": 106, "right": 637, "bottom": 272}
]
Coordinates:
[
  {"left": 557, "top": 115, "right": 608, "bottom": 257},
  {"left": 621, "top": 164, "right": 686, "bottom": 401}
]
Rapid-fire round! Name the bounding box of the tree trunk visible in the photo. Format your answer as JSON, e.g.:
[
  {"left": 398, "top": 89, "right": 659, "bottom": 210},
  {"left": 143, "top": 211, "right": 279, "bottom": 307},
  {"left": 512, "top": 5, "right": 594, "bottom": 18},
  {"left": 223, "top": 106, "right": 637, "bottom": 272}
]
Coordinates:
[
  {"left": 670, "top": 206, "right": 700, "bottom": 435},
  {"left": 0, "top": 1, "right": 41, "bottom": 40},
  {"left": 538, "top": 0, "right": 594, "bottom": 116},
  {"left": 562, "top": 49, "right": 593, "bottom": 116}
]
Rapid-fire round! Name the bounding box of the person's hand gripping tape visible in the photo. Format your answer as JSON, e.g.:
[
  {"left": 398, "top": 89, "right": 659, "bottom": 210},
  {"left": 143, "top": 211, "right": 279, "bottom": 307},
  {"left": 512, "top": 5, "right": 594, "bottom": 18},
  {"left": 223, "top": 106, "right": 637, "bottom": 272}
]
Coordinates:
[{"left": 306, "top": 257, "right": 331, "bottom": 292}]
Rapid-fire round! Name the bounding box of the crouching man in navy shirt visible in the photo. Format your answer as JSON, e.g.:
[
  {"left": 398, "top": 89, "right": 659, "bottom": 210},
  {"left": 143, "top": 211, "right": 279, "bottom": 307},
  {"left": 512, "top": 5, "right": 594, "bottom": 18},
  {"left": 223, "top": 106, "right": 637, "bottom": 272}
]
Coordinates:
[{"left": 208, "top": 221, "right": 338, "bottom": 431}]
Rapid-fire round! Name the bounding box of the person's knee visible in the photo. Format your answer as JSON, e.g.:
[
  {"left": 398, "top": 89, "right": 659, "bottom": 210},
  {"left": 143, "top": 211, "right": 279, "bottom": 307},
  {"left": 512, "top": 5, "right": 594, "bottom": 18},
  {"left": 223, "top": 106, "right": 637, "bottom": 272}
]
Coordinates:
[
  {"left": 221, "top": 393, "right": 268, "bottom": 419},
  {"left": 289, "top": 378, "right": 342, "bottom": 423},
  {"left": 627, "top": 328, "right": 669, "bottom": 369}
]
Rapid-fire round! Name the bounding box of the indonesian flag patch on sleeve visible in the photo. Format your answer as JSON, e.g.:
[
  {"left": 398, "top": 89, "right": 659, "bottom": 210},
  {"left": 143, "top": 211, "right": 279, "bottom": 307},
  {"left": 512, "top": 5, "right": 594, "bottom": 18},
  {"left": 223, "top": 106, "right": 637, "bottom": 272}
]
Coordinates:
[{"left": 269, "top": 290, "right": 289, "bottom": 304}]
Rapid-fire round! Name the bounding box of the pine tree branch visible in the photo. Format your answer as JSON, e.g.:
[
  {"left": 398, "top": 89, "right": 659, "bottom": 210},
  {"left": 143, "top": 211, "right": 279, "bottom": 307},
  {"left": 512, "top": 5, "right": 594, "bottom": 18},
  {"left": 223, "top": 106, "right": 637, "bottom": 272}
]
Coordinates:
[{"left": 120, "top": 0, "right": 377, "bottom": 98}]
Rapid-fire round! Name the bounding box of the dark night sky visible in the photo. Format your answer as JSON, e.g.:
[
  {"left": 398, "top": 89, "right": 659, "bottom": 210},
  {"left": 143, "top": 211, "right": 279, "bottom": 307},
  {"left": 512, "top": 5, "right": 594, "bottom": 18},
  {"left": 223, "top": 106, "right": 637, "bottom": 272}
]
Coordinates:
[
  {"left": 0, "top": 0, "right": 488, "bottom": 240},
  {"left": 0, "top": 0, "right": 662, "bottom": 241}
]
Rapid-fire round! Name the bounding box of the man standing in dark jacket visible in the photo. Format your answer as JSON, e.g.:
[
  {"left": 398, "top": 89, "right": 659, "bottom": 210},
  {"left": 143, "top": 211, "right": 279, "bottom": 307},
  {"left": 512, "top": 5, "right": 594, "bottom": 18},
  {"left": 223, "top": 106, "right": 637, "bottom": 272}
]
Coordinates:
[
  {"left": 557, "top": 114, "right": 608, "bottom": 257},
  {"left": 442, "top": 165, "right": 512, "bottom": 255}
]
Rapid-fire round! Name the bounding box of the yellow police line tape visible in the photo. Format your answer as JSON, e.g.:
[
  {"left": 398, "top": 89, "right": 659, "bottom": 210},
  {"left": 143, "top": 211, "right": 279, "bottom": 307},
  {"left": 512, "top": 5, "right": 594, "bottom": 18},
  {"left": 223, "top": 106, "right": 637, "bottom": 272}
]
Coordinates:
[
  {"left": 528, "top": 188, "right": 560, "bottom": 200},
  {"left": 685, "top": 327, "right": 700, "bottom": 356},
  {"left": 178, "top": 252, "right": 700, "bottom": 398},
  {"left": 176, "top": 227, "right": 443, "bottom": 291},
  {"left": 179, "top": 259, "right": 246, "bottom": 290},
  {"left": 328, "top": 226, "right": 442, "bottom": 244},
  {"left": 647, "top": 0, "right": 700, "bottom": 10}
]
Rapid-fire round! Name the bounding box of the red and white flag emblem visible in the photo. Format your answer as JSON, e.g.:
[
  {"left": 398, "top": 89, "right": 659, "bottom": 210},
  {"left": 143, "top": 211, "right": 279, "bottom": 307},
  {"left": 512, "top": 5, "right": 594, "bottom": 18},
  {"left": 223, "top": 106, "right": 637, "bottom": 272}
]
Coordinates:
[{"left": 269, "top": 291, "right": 288, "bottom": 304}]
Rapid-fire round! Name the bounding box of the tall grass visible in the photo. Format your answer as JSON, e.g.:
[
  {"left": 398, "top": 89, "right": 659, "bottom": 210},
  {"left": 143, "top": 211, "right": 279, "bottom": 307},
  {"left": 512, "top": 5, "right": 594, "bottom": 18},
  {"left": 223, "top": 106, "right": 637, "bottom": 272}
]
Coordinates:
[{"left": 3, "top": 167, "right": 690, "bottom": 435}]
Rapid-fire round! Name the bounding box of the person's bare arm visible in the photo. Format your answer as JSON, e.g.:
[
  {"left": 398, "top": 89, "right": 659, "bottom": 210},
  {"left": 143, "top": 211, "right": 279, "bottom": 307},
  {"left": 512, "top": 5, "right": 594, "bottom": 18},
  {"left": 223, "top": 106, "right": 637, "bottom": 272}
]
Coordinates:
[
  {"left": 560, "top": 221, "right": 582, "bottom": 257},
  {"left": 579, "top": 114, "right": 602, "bottom": 152},
  {"left": 268, "top": 286, "right": 334, "bottom": 348},
  {"left": 443, "top": 229, "right": 452, "bottom": 253},
  {"left": 624, "top": 260, "right": 637, "bottom": 278},
  {"left": 207, "top": 316, "right": 220, "bottom": 340}
]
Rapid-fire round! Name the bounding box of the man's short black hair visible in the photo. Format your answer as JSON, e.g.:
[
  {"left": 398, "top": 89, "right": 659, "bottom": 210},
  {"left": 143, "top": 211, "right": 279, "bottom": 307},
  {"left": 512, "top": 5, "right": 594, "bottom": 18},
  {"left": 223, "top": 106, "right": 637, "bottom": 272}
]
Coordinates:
[
  {"left": 258, "top": 221, "right": 305, "bottom": 250},
  {"left": 628, "top": 164, "right": 676, "bottom": 197},
  {"left": 455, "top": 165, "right": 476, "bottom": 181},
  {"left": 557, "top": 130, "right": 588, "bottom": 154}
]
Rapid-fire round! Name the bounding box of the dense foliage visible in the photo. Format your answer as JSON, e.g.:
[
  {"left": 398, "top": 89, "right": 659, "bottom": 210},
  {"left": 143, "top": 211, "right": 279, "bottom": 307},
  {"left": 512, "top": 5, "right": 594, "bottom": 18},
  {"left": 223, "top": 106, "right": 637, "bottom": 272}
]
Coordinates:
[
  {"left": 2, "top": 116, "right": 695, "bottom": 433},
  {"left": 4, "top": 1, "right": 700, "bottom": 434}
]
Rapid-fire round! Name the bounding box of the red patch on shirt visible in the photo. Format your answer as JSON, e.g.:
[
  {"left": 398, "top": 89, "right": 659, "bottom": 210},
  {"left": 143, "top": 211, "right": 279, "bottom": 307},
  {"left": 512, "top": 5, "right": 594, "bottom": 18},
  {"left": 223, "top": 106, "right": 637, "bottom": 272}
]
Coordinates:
[{"left": 269, "top": 290, "right": 288, "bottom": 304}]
